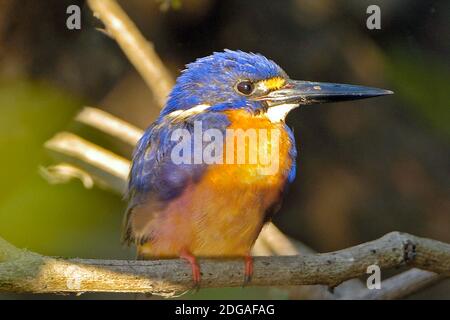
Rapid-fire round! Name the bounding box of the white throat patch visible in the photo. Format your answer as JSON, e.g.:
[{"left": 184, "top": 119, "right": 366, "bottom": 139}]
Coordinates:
[{"left": 265, "top": 103, "right": 298, "bottom": 122}]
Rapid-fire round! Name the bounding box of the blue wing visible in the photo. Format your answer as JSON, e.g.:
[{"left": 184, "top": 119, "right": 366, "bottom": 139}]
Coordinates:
[{"left": 123, "top": 111, "right": 230, "bottom": 244}]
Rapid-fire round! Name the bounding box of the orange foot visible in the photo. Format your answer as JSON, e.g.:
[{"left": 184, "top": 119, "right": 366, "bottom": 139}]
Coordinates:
[
  {"left": 243, "top": 254, "right": 253, "bottom": 286},
  {"left": 180, "top": 249, "right": 201, "bottom": 290}
]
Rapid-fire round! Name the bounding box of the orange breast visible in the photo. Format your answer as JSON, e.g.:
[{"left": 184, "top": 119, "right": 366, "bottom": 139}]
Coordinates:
[{"left": 138, "top": 110, "right": 293, "bottom": 258}]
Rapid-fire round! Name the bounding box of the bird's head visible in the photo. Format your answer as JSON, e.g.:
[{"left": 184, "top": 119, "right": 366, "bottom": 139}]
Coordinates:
[{"left": 162, "top": 50, "right": 392, "bottom": 121}]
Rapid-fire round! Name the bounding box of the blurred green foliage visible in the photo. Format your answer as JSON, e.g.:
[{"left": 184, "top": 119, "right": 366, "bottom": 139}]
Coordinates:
[
  {"left": 386, "top": 51, "right": 450, "bottom": 138},
  {"left": 0, "top": 80, "right": 127, "bottom": 258}
]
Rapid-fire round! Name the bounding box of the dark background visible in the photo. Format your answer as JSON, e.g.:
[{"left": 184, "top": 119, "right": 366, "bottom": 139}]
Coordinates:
[{"left": 0, "top": 0, "right": 448, "bottom": 299}]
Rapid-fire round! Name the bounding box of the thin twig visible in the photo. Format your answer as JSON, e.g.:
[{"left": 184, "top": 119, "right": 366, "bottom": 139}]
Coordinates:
[
  {"left": 260, "top": 223, "right": 313, "bottom": 255},
  {"left": 87, "top": 0, "right": 174, "bottom": 107},
  {"left": 39, "top": 163, "right": 95, "bottom": 189},
  {"left": 44, "top": 132, "right": 129, "bottom": 193},
  {"left": 75, "top": 107, "right": 143, "bottom": 146},
  {"left": 343, "top": 269, "right": 442, "bottom": 300}
]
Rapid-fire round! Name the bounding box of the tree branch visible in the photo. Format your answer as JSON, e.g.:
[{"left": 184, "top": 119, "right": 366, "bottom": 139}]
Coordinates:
[{"left": 0, "top": 232, "right": 448, "bottom": 296}]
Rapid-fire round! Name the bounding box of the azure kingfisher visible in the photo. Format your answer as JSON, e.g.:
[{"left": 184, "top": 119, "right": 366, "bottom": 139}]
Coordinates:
[{"left": 123, "top": 50, "right": 392, "bottom": 287}]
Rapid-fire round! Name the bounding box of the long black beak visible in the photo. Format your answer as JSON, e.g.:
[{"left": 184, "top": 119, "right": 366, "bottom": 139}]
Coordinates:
[{"left": 260, "top": 80, "right": 393, "bottom": 106}]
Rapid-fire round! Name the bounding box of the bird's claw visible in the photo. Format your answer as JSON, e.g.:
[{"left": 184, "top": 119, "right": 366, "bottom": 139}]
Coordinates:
[
  {"left": 243, "top": 273, "right": 252, "bottom": 287},
  {"left": 180, "top": 249, "right": 202, "bottom": 291},
  {"left": 243, "top": 255, "right": 253, "bottom": 287},
  {"left": 192, "top": 261, "right": 201, "bottom": 291}
]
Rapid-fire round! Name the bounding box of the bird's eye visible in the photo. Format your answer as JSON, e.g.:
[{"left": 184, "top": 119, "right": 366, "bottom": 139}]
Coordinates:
[{"left": 236, "top": 80, "right": 254, "bottom": 95}]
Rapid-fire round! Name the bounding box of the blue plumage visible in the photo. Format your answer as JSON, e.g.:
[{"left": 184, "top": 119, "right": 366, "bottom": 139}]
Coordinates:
[{"left": 127, "top": 111, "right": 231, "bottom": 203}]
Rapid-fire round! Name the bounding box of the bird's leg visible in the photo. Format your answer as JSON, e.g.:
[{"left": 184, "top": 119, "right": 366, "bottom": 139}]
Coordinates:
[
  {"left": 243, "top": 254, "right": 254, "bottom": 286},
  {"left": 180, "top": 249, "right": 201, "bottom": 290}
]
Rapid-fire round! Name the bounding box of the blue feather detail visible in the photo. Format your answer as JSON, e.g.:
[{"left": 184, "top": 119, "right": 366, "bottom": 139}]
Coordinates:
[{"left": 127, "top": 111, "right": 230, "bottom": 207}]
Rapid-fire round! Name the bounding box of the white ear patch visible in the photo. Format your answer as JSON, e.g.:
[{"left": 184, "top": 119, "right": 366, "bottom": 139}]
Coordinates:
[
  {"left": 168, "top": 104, "right": 211, "bottom": 118},
  {"left": 266, "top": 103, "right": 298, "bottom": 122}
]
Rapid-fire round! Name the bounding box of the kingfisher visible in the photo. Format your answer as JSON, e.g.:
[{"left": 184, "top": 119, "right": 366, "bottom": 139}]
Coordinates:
[{"left": 123, "top": 50, "right": 392, "bottom": 287}]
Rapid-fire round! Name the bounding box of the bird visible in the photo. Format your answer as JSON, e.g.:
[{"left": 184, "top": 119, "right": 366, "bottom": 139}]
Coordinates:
[{"left": 123, "top": 49, "right": 392, "bottom": 287}]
